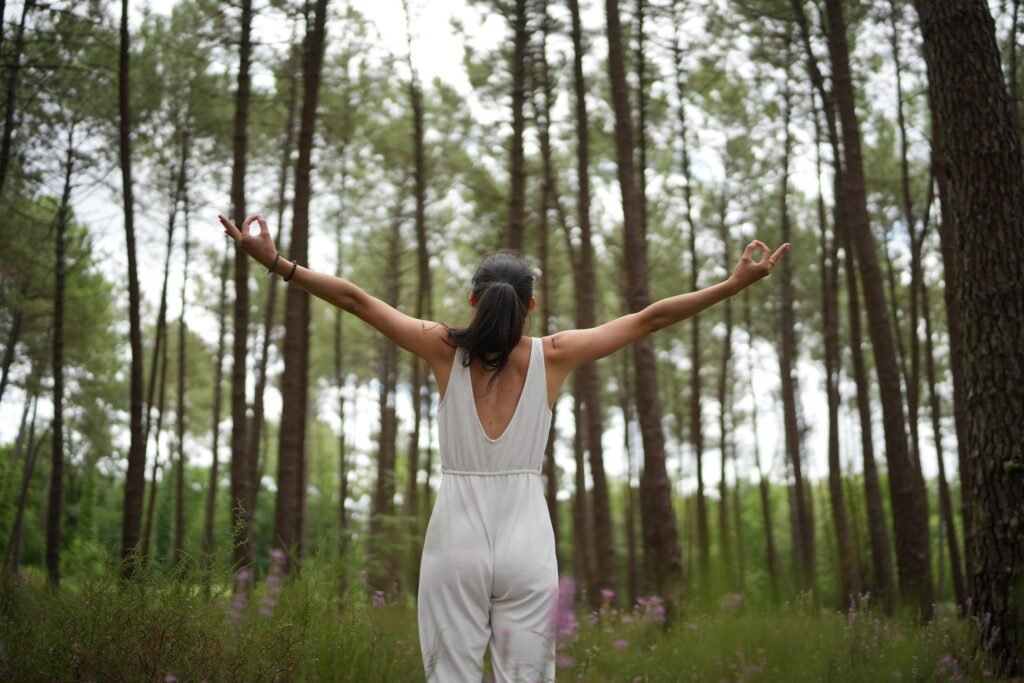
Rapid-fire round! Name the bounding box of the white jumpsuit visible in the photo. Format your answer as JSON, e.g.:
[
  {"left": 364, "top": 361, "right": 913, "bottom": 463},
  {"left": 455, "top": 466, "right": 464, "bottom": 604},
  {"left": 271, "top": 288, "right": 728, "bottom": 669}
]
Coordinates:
[{"left": 418, "top": 336, "right": 559, "bottom": 683}]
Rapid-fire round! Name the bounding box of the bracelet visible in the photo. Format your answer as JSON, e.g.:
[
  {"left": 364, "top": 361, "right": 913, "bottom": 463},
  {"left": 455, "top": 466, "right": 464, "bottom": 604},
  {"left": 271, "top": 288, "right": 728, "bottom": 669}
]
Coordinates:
[
  {"left": 266, "top": 252, "right": 281, "bottom": 276},
  {"left": 283, "top": 260, "right": 298, "bottom": 282}
]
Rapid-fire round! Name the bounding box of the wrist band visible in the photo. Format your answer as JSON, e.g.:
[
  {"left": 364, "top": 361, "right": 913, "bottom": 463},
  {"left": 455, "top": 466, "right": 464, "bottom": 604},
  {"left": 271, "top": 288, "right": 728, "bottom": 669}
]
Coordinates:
[
  {"left": 283, "top": 260, "right": 298, "bottom": 282},
  {"left": 266, "top": 252, "right": 281, "bottom": 276}
]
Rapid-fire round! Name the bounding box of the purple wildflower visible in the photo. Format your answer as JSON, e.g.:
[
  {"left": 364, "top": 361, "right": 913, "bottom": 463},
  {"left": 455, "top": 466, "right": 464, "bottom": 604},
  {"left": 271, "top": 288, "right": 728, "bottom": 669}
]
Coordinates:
[
  {"left": 600, "top": 588, "right": 615, "bottom": 601},
  {"left": 613, "top": 639, "right": 629, "bottom": 651},
  {"left": 373, "top": 590, "right": 385, "bottom": 607}
]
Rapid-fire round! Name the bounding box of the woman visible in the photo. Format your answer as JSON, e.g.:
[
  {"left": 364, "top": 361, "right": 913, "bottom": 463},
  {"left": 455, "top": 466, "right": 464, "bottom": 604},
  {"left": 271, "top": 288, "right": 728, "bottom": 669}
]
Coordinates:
[{"left": 219, "top": 212, "right": 789, "bottom": 682}]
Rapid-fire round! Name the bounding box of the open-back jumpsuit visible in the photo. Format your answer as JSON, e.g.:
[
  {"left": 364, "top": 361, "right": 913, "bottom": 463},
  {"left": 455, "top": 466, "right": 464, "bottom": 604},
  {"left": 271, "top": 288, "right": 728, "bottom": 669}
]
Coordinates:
[{"left": 418, "top": 336, "right": 558, "bottom": 682}]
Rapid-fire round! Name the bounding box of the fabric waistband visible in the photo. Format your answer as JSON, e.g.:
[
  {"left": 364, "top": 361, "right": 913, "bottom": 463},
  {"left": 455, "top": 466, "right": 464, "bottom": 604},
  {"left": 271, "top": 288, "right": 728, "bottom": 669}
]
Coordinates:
[{"left": 441, "top": 467, "right": 543, "bottom": 477}]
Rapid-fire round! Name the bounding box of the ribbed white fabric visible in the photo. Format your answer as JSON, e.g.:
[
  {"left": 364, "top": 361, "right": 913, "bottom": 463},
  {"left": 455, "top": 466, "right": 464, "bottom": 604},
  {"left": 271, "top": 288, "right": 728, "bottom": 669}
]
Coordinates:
[{"left": 418, "top": 336, "right": 558, "bottom": 682}]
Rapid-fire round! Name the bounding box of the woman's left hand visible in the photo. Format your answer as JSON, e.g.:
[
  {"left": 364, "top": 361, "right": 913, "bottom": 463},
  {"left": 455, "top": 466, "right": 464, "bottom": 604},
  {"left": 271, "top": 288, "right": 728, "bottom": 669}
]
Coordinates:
[
  {"left": 219, "top": 213, "right": 278, "bottom": 269},
  {"left": 728, "top": 239, "right": 790, "bottom": 292}
]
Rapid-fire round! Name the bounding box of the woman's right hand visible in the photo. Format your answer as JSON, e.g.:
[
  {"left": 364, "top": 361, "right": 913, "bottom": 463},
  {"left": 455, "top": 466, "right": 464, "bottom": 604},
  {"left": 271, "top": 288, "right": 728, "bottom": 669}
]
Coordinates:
[{"left": 219, "top": 213, "right": 278, "bottom": 268}]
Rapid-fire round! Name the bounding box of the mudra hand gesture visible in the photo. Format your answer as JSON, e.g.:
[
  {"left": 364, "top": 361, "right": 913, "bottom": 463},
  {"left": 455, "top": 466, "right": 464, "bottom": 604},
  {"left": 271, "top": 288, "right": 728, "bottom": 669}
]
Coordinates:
[
  {"left": 219, "top": 213, "right": 277, "bottom": 269},
  {"left": 729, "top": 239, "right": 791, "bottom": 291}
]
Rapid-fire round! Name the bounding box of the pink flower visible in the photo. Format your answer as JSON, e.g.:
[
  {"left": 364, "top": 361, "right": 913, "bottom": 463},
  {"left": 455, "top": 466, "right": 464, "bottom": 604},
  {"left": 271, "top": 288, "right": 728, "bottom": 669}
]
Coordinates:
[
  {"left": 373, "top": 590, "right": 385, "bottom": 607},
  {"left": 613, "top": 639, "right": 629, "bottom": 650},
  {"left": 600, "top": 588, "right": 615, "bottom": 601},
  {"left": 164, "top": 675, "right": 177, "bottom": 683},
  {"left": 270, "top": 547, "right": 286, "bottom": 564},
  {"left": 556, "top": 655, "right": 574, "bottom": 667},
  {"left": 550, "top": 577, "right": 579, "bottom": 643},
  {"left": 234, "top": 568, "right": 251, "bottom": 583}
]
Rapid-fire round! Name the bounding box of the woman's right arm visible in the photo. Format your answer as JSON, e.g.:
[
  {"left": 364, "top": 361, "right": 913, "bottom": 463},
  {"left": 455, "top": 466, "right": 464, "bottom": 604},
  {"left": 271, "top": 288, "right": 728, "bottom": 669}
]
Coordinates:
[
  {"left": 219, "top": 213, "right": 452, "bottom": 368},
  {"left": 544, "top": 239, "right": 790, "bottom": 378}
]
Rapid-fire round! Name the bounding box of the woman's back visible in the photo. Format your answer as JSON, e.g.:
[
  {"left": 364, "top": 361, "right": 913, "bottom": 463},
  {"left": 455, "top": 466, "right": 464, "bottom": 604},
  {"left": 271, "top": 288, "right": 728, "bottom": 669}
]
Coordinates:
[{"left": 436, "top": 335, "right": 553, "bottom": 475}]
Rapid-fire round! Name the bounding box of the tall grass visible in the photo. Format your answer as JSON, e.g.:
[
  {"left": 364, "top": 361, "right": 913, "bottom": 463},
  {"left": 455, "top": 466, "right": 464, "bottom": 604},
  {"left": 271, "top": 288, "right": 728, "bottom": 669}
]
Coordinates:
[{"left": 0, "top": 544, "right": 1000, "bottom": 681}]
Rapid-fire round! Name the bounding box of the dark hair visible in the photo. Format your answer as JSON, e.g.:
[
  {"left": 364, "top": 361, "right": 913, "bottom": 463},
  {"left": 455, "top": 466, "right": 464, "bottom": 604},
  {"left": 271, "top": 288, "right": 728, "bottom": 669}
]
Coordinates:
[{"left": 446, "top": 250, "right": 537, "bottom": 392}]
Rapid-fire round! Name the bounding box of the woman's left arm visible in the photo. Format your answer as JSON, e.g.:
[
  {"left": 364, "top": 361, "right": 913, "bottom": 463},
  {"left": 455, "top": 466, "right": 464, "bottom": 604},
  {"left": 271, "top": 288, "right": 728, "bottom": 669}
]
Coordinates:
[{"left": 219, "top": 213, "right": 451, "bottom": 367}]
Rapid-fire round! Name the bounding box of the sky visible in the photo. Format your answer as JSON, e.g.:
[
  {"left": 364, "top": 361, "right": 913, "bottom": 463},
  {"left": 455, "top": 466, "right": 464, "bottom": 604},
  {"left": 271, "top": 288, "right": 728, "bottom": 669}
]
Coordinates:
[{"left": 0, "top": 0, "right": 959, "bottom": 514}]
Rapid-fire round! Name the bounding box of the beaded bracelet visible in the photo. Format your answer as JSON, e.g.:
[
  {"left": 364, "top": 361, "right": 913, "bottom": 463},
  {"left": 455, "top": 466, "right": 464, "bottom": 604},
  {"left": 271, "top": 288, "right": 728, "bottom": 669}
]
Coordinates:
[{"left": 284, "top": 260, "right": 298, "bottom": 282}]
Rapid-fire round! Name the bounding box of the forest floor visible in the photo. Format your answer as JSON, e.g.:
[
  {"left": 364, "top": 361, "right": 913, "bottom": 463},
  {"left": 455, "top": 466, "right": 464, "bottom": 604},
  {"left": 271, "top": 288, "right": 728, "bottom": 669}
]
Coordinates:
[{"left": 0, "top": 560, "right": 1001, "bottom": 682}]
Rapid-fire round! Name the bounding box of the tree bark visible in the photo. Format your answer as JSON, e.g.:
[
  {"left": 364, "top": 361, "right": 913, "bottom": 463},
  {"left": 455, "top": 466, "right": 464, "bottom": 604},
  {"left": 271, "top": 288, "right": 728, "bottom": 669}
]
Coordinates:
[
  {"left": 670, "top": 2, "right": 708, "bottom": 586},
  {"left": 605, "top": 0, "right": 683, "bottom": 605},
  {"left": 202, "top": 242, "right": 230, "bottom": 595},
  {"left": 274, "top": 0, "right": 329, "bottom": 571},
  {"left": 506, "top": 0, "right": 527, "bottom": 252},
  {"left": 172, "top": 143, "right": 192, "bottom": 572},
  {"left": 47, "top": 127, "right": 74, "bottom": 586},
  {"left": 565, "top": 0, "right": 615, "bottom": 603},
  {"left": 778, "top": 65, "right": 815, "bottom": 591},
  {"left": 0, "top": 305, "right": 22, "bottom": 410},
  {"left": 229, "top": 0, "right": 255, "bottom": 581},
  {"left": 715, "top": 186, "right": 734, "bottom": 590},
  {"left": 914, "top": 0, "right": 1024, "bottom": 668},
  {"left": 824, "top": 0, "right": 933, "bottom": 618},
  {"left": 0, "top": 0, "right": 33, "bottom": 200},
  {"left": 119, "top": 0, "right": 147, "bottom": 580}
]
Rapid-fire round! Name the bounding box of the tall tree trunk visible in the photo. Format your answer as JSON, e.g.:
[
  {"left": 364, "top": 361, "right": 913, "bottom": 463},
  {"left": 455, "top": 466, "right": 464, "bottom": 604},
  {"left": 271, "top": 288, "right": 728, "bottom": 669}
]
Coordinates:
[
  {"left": 247, "top": 40, "right": 299, "bottom": 535},
  {"left": 790, "top": 0, "right": 896, "bottom": 612},
  {"left": 401, "top": 0, "right": 431, "bottom": 593},
  {"left": 715, "top": 186, "right": 734, "bottom": 590},
  {"left": 777, "top": 64, "right": 815, "bottom": 591},
  {"left": 506, "top": 0, "right": 527, "bottom": 251},
  {"left": 47, "top": 127, "right": 74, "bottom": 586},
  {"left": 0, "top": 0, "right": 32, "bottom": 200},
  {"left": 4, "top": 390, "right": 38, "bottom": 573},
  {"left": 744, "top": 292, "right": 778, "bottom": 599},
  {"left": 565, "top": 0, "right": 615, "bottom": 603},
  {"left": 914, "top": 0, "right": 1024, "bottom": 668},
  {"left": 605, "top": 0, "right": 683, "bottom": 606},
  {"left": 172, "top": 147, "right": 192, "bottom": 572},
  {"left": 570, "top": 374, "right": 595, "bottom": 597},
  {"left": 813, "top": 92, "right": 858, "bottom": 608},
  {"left": 142, "top": 323, "right": 171, "bottom": 563},
  {"left": 119, "top": 0, "right": 146, "bottom": 580},
  {"left": 369, "top": 194, "right": 403, "bottom": 591},
  {"left": 531, "top": 0, "right": 560, "bottom": 570},
  {"left": 617, "top": 352, "right": 639, "bottom": 606},
  {"left": 670, "top": 1, "right": 708, "bottom": 586},
  {"left": 921, "top": 274, "right": 966, "bottom": 609},
  {"left": 274, "top": 0, "right": 329, "bottom": 571},
  {"left": 229, "top": 0, "right": 255, "bottom": 582},
  {"left": 202, "top": 243, "right": 230, "bottom": 594},
  {"left": 927, "top": 84, "right": 971, "bottom": 592},
  {"left": 824, "top": 0, "right": 933, "bottom": 618}
]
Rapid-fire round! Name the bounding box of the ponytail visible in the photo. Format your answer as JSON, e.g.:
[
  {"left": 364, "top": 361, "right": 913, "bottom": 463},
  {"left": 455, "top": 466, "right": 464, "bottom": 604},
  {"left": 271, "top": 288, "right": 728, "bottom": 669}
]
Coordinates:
[{"left": 446, "top": 251, "right": 535, "bottom": 393}]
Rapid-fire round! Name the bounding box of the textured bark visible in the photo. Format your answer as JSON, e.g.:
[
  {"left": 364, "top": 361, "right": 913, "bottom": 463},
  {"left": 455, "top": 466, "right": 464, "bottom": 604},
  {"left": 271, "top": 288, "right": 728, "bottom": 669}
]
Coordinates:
[
  {"left": 248, "top": 42, "right": 299, "bottom": 545},
  {"left": 506, "top": 0, "right": 527, "bottom": 251},
  {"left": 0, "top": 0, "right": 32, "bottom": 200},
  {"left": 5, "top": 391, "right": 39, "bottom": 573},
  {"left": 531, "top": 0, "right": 560, "bottom": 569},
  {"left": 46, "top": 130, "right": 73, "bottom": 586},
  {"left": 914, "top": 0, "right": 1024, "bottom": 669},
  {"left": 715, "top": 188, "right": 734, "bottom": 589},
  {"left": 202, "top": 243, "right": 230, "bottom": 594},
  {"left": 141, "top": 318, "right": 170, "bottom": 562},
  {"left": 618, "top": 352, "right": 639, "bottom": 606},
  {"left": 813, "top": 96, "right": 858, "bottom": 607},
  {"left": 670, "top": 4, "right": 707, "bottom": 584},
  {"left": 921, "top": 276, "right": 966, "bottom": 609},
  {"left": 744, "top": 292, "right": 778, "bottom": 599},
  {"left": 369, "top": 193, "right": 403, "bottom": 591},
  {"left": 606, "top": 0, "right": 683, "bottom": 605},
  {"left": 825, "top": 0, "right": 933, "bottom": 618},
  {"left": 119, "top": 0, "right": 146, "bottom": 580},
  {"left": 229, "top": 0, "right": 254, "bottom": 579},
  {"left": 172, "top": 154, "right": 191, "bottom": 572},
  {"left": 778, "top": 71, "right": 815, "bottom": 591},
  {"left": 274, "top": 0, "right": 329, "bottom": 570},
  {"left": 566, "top": 0, "right": 615, "bottom": 603},
  {"left": 789, "top": 0, "right": 896, "bottom": 611},
  {"left": 928, "top": 85, "right": 971, "bottom": 587}
]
